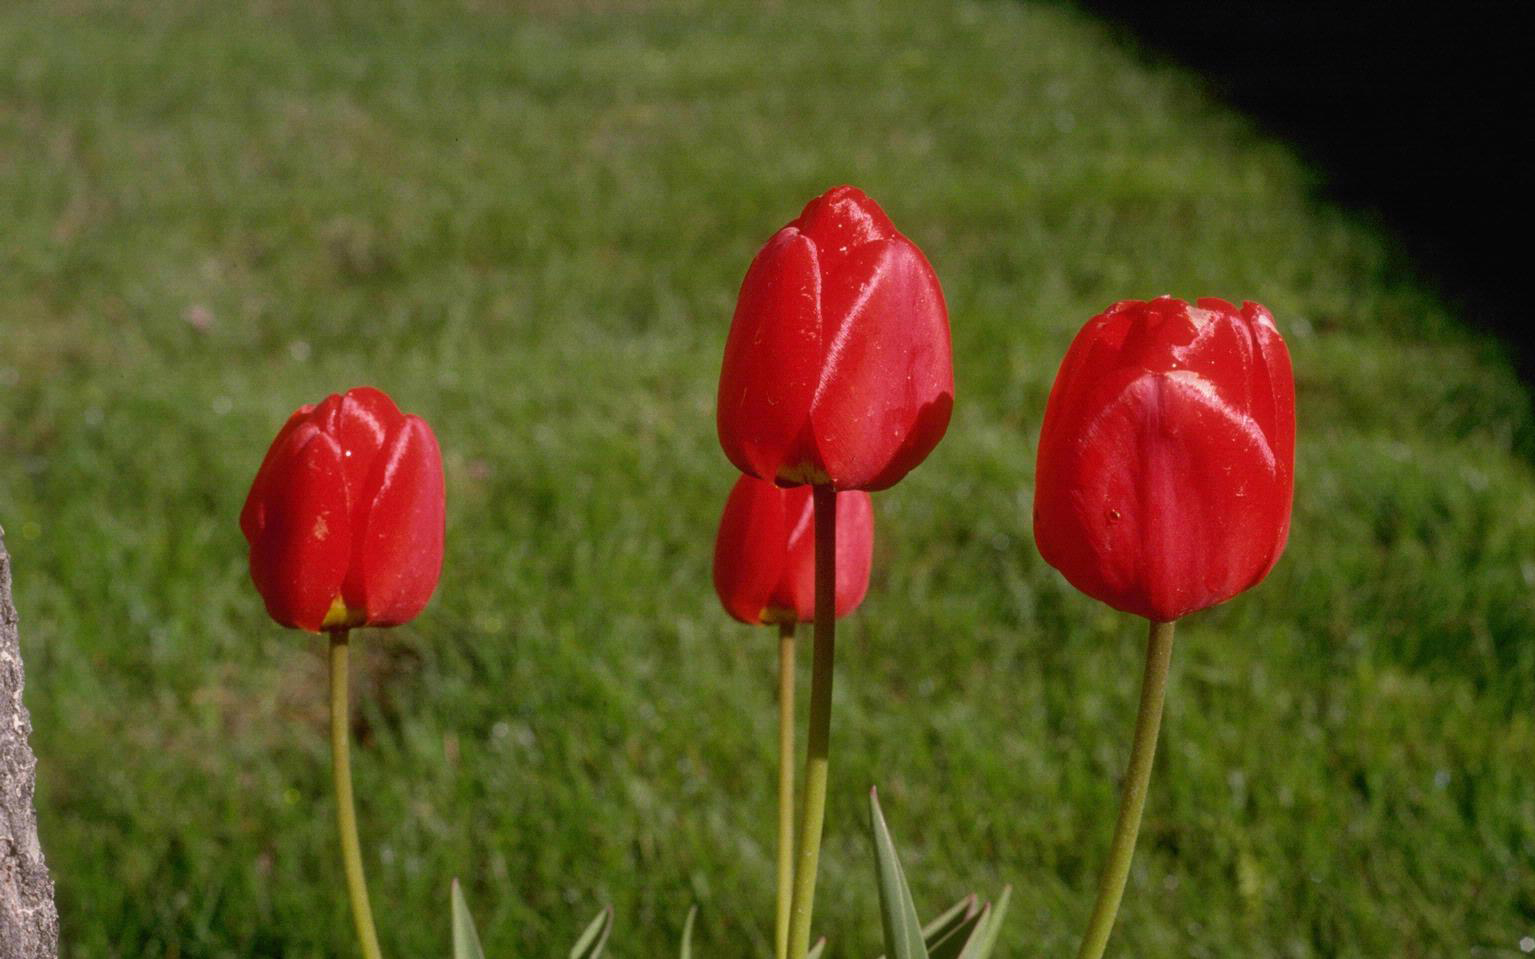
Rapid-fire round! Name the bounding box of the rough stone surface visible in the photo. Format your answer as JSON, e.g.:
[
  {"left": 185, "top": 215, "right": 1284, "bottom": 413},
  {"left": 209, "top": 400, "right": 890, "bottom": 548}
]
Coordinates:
[{"left": 0, "top": 529, "right": 59, "bottom": 958}]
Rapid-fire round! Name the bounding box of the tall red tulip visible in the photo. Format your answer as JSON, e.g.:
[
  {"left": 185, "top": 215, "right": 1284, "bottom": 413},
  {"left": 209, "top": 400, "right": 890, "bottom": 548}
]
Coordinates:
[
  {"left": 241, "top": 385, "right": 445, "bottom": 632},
  {"left": 1032, "top": 296, "right": 1295, "bottom": 959},
  {"left": 713, "top": 475, "right": 874, "bottom": 626},
  {"left": 241, "top": 386, "right": 444, "bottom": 959},
  {"left": 718, "top": 185, "right": 952, "bottom": 959},
  {"left": 717, "top": 185, "right": 954, "bottom": 491},
  {"left": 1033, "top": 296, "right": 1295, "bottom": 623}
]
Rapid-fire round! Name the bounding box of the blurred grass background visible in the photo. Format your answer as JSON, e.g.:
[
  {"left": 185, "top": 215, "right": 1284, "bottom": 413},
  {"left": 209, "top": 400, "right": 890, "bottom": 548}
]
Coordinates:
[{"left": 2, "top": 0, "right": 1533, "bottom": 956}]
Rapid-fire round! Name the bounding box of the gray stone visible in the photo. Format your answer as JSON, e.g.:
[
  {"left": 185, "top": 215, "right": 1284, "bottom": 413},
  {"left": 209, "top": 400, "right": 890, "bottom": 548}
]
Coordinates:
[{"left": 0, "top": 529, "right": 59, "bottom": 958}]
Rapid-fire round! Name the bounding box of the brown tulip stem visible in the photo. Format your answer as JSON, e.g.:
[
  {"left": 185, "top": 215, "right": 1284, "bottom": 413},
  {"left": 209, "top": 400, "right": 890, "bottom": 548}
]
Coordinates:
[
  {"left": 1074, "top": 619, "right": 1176, "bottom": 959},
  {"left": 787, "top": 485, "right": 837, "bottom": 959},
  {"left": 330, "top": 631, "right": 384, "bottom": 959},
  {"left": 774, "top": 620, "right": 797, "bottom": 959}
]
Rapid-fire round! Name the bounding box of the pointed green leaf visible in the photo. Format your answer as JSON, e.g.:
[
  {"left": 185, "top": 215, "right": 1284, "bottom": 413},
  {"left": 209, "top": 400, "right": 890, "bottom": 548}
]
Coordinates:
[
  {"left": 962, "top": 886, "right": 1010, "bottom": 959},
  {"left": 876, "top": 894, "right": 978, "bottom": 959},
  {"left": 868, "top": 788, "right": 929, "bottom": 959},
  {"left": 928, "top": 905, "right": 987, "bottom": 959},
  {"left": 679, "top": 905, "right": 698, "bottom": 959},
  {"left": 806, "top": 937, "right": 827, "bottom": 959},
  {"left": 451, "top": 879, "right": 487, "bottom": 959},
  {"left": 922, "top": 895, "right": 977, "bottom": 948},
  {"left": 569, "top": 906, "right": 614, "bottom": 959}
]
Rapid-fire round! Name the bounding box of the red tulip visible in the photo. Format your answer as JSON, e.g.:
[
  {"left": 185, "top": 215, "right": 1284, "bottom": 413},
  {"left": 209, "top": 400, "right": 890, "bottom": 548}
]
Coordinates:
[
  {"left": 1033, "top": 297, "right": 1295, "bottom": 622},
  {"left": 713, "top": 474, "right": 875, "bottom": 625},
  {"left": 717, "top": 185, "right": 953, "bottom": 491},
  {"left": 241, "top": 386, "right": 445, "bottom": 632}
]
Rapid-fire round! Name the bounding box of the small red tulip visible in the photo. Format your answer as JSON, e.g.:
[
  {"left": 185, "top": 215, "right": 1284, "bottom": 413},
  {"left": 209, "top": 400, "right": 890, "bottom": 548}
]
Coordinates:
[
  {"left": 717, "top": 185, "right": 954, "bottom": 491},
  {"left": 713, "top": 474, "right": 875, "bottom": 625},
  {"left": 241, "top": 386, "right": 445, "bottom": 632},
  {"left": 1033, "top": 297, "right": 1295, "bottom": 622}
]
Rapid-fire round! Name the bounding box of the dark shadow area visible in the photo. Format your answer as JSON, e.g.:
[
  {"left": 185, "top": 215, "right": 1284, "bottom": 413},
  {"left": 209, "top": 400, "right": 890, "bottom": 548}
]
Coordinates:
[{"left": 1076, "top": 0, "right": 1530, "bottom": 381}]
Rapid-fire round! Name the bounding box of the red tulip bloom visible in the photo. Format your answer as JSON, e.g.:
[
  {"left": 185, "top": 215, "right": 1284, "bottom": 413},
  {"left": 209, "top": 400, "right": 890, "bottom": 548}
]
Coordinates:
[
  {"left": 1033, "top": 297, "right": 1295, "bottom": 622},
  {"left": 717, "top": 185, "right": 953, "bottom": 491},
  {"left": 241, "top": 387, "right": 445, "bottom": 632},
  {"left": 713, "top": 474, "right": 875, "bottom": 625}
]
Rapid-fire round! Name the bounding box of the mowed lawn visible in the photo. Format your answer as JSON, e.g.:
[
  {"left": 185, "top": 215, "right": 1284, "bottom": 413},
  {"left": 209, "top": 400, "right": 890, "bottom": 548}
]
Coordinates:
[{"left": 3, "top": 1, "right": 1533, "bottom": 956}]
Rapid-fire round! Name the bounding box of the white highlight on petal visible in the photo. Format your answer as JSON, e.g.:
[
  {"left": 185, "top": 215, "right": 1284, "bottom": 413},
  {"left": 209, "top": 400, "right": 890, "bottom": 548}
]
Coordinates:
[
  {"left": 1162, "top": 370, "right": 1277, "bottom": 471},
  {"left": 784, "top": 493, "right": 815, "bottom": 546},
  {"left": 1171, "top": 305, "right": 1252, "bottom": 369},
  {"left": 812, "top": 269, "right": 882, "bottom": 407}
]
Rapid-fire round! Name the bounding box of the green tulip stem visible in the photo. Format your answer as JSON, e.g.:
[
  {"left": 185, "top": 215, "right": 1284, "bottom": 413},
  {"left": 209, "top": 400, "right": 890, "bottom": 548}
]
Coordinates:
[
  {"left": 330, "top": 631, "right": 384, "bottom": 959},
  {"left": 774, "top": 620, "right": 797, "bottom": 959},
  {"left": 787, "top": 485, "right": 837, "bottom": 959},
  {"left": 1074, "top": 618, "right": 1176, "bottom": 959}
]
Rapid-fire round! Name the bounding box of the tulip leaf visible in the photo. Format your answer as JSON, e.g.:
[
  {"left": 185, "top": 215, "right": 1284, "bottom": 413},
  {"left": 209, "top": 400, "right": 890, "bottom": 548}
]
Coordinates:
[
  {"left": 806, "top": 937, "right": 827, "bottom": 959},
  {"left": 875, "top": 894, "right": 979, "bottom": 959},
  {"left": 960, "top": 886, "right": 1011, "bottom": 959},
  {"left": 450, "top": 879, "right": 487, "bottom": 959},
  {"left": 868, "top": 788, "right": 929, "bottom": 959},
  {"left": 568, "top": 906, "right": 614, "bottom": 959},
  {"left": 925, "top": 894, "right": 978, "bottom": 948},
  {"left": 927, "top": 905, "right": 987, "bottom": 959},
  {"left": 679, "top": 905, "right": 697, "bottom": 959}
]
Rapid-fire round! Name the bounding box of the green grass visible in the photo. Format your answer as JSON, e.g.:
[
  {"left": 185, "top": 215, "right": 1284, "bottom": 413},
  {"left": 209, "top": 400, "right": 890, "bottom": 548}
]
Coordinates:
[{"left": 3, "top": 1, "right": 1533, "bottom": 956}]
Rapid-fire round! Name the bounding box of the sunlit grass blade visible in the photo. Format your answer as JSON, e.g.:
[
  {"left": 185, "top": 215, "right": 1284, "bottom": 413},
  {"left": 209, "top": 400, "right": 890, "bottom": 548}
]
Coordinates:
[
  {"left": 450, "top": 879, "right": 487, "bottom": 959},
  {"left": 679, "top": 905, "right": 698, "bottom": 959},
  {"left": 569, "top": 906, "right": 614, "bottom": 959}
]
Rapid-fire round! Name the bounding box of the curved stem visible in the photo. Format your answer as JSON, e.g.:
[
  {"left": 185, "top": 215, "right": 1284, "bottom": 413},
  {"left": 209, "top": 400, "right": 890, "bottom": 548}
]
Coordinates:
[
  {"left": 1074, "top": 619, "right": 1176, "bottom": 959},
  {"left": 330, "top": 631, "right": 384, "bottom": 959},
  {"left": 787, "top": 485, "right": 837, "bottom": 959},
  {"left": 774, "top": 621, "right": 797, "bottom": 959}
]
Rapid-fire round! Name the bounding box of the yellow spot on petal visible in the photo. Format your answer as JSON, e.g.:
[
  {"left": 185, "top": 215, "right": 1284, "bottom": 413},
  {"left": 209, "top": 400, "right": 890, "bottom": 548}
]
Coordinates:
[{"left": 321, "top": 595, "right": 364, "bottom": 631}]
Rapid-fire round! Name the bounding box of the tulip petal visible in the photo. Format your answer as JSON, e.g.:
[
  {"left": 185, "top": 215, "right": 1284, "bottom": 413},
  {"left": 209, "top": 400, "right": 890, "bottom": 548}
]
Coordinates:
[
  {"left": 330, "top": 387, "right": 405, "bottom": 508},
  {"left": 713, "top": 475, "right": 790, "bottom": 624},
  {"left": 1041, "top": 369, "right": 1286, "bottom": 621},
  {"left": 239, "top": 404, "right": 314, "bottom": 544},
  {"left": 1244, "top": 301, "right": 1296, "bottom": 572},
  {"left": 345, "top": 415, "right": 445, "bottom": 627},
  {"left": 792, "top": 185, "right": 898, "bottom": 279},
  {"left": 1175, "top": 299, "right": 1263, "bottom": 417},
  {"left": 718, "top": 186, "right": 952, "bottom": 492},
  {"left": 246, "top": 425, "right": 352, "bottom": 631},
  {"left": 770, "top": 487, "right": 875, "bottom": 622},
  {"left": 717, "top": 229, "right": 824, "bottom": 483},
  {"left": 809, "top": 239, "right": 953, "bottom": 490},
  {"left": 832, "top": 490, "right": 875, "bottom": 618},
  {"left": 771, "top": 486, "right": 817, "bottom": 621},
  {"left": 1035, "top": 297, "right": 1296, "bottom": 621}
]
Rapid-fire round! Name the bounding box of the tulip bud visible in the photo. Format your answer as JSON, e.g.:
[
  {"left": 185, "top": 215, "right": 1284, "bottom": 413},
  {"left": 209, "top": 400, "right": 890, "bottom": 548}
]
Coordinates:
[
  {"left": 717, "top": 186, "right": 954, "bottom": 491},
  {"left": 241, "top": 386, "right": 446, "bottom": 632},
  {"left": 1033, "top": 297, "right": 1295, "bottom": 622},
  {"left": 713, "top": 474, "right": 875, "bottom": 625}
]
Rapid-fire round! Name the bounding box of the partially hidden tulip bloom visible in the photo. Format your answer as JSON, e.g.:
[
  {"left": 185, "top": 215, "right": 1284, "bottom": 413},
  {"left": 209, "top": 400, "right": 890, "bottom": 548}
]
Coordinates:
[
  {"left": 241, "top": 385, "right": 445, "bottom": 633},
  {"left": 241, "top": 385, "right": 444, "bottom": 959},
  {"left": 717, "top": 185, "right": 954, "bottom": 492},
  {"left": 713, "top": 474, "right": 874, "bottom": 626},
  {"left": 1033, "top": 296, "right": 1295, "bottom": 623},
  {"left": 711, "top": 473, "right": 874, "bottom": 959},
  {"left": 1032, "top": 296, "right": 1295, "bottom": 959}
]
